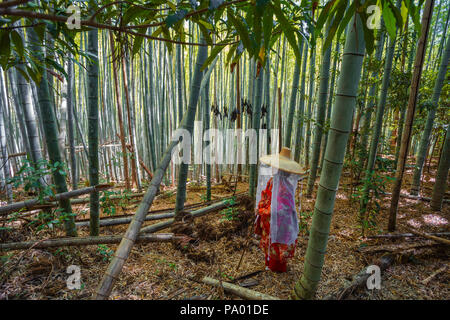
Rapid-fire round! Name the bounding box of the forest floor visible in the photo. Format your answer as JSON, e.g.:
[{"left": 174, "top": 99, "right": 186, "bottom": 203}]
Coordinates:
[{"left": 0, "top": 157, "right": 449, "bottom": 300}]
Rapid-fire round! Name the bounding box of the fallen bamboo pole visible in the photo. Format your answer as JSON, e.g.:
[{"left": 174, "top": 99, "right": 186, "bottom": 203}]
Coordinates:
[
  {"left": 140, "top": 199, "right": 238, "bottom": 234},
  {"left": 0, "top": 184, "right": 114, "bottom": 216},
  {"left": 3, "top": 192, "right": 145, "bottom": 217},
  {"left": 76, "top": 211, "right": 175, "bottom": 227},
  {"left": 0, "top": 233, "right": 180, "bottom": 251},
  {"left": 200, "top": 276, "right": 279, "bottom": 300}
]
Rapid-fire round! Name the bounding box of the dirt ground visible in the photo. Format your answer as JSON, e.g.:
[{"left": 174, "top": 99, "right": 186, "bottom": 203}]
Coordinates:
[{"left": 0, "top": 159, "right": 448, "bottom": 300}]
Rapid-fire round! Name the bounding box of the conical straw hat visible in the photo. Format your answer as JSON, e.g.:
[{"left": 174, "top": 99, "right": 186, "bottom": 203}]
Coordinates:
[{"left": 259, "top": 147, "right": 307, "bottom": 176}]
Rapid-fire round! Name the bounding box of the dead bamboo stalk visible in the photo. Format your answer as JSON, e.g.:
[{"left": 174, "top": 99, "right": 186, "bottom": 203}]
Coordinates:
[
  {"left": 140, "top": 199, "right": 238, "bottom": 234},
  {"left": 0, "top": 184, "right": 113, "bottom": 216},
  {"left": 201, "top": 276, "right": 280, "bottom": 300},
  {"left": 0, "top": 233, "right": 179, "bottom": 251},
  {"left": 76, "top": 211, "right": 175, "bottom": 227},
  {"left": 403, "top": 226, "right": 450, "bottom": 245}
]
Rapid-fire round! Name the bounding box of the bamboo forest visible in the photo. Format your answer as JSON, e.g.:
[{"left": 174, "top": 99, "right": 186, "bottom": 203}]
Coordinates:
[{"left": 0, "top": 0, "right": 448, "bottom": 302}]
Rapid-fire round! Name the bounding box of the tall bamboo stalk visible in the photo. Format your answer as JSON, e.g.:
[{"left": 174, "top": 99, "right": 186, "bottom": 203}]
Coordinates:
[{"left": 293, "top": 7, "right": 366, "bottom": 299}]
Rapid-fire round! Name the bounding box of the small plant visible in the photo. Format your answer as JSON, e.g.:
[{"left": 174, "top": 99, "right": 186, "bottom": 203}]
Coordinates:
[
  {"left": 217, "top": 269, "right": 234, "bottom": 281},
  {"left": 100, "top": 190, "right": 117, "bottom": 216},
  {"left": 220, "top": 207, "right": 239, "bottom": 221},
  {"left": 298, "top": 211, "right": 313, "bottom": 235},
  {"left": 356, "top": 168, "right": 394, "bottom": 235},
  {"left": 97, "top": 244, "right": 114, "bottom": 262},
  {"left": 7, "top": 158, "right": 67, "bottom": 202}
]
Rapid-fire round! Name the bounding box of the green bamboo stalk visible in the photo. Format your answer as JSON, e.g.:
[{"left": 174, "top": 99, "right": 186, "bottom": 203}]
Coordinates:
[
  {"left": 293, "top": 8, "right": 366, "bottom": 299},
  {"left": 319, "top": 39, "right": 340, "bottom": 171},
  {"left": 431, "top": 126, "right": 450, "bottom": 210},
  {"left": 410, "top": 33, "right": 450, "bottom": 195},
  {"left": 304, "top": 47, "right": 315, "bottom": 166},
  {"left": 29, "top": 29, "right": 77, "bottom": 237},
  {"left": 174, "top": 39, "right": 208, "bottom": 215},
  {"left": 306, "top": 21, "right": 332, "bottom": 197},
  {"left": 248, "top": 65, "right": 264, "bottom": 198},
  {"left": 294, "top": 41, "right": 309, "bottom": 162},
  {"left": 360, "top": 0, "right": 401, "bottom": 217},
  {"left": 87, "top": 28, "right": 100, "bottom": 236},
  {"left": 285, "top": 40, "right": 303, "bottom": 148}
]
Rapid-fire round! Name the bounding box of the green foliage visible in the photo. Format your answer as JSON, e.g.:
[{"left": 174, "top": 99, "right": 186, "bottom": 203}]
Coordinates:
[
  {"left": 355, "top": 163, "right": 394, "bottom": 234},
  {"left": 97, "top": 244, "right": 114, "bottom": 262},
  {"left": 5, "top": 159, "right": 75, "bottom": 232},
  {"left": 217, "top": 269, "right": 234, "bottom": 281},
  {"left": 298, "top": 210, "right": 313, "bottom": 235},
  {"left": 7, "top": 158, "right": 67, "bottom": 202},
  {"left": 220, "top": 207, "right": 239, "bottom": 221}
]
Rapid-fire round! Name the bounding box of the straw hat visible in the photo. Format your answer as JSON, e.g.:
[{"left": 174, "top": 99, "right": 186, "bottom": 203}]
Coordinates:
[{"left": 259, "top": 147, "right": 307, "bottom": 175}]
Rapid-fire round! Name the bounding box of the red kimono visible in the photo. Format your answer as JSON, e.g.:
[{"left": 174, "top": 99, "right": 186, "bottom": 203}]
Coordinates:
[{"left": 255, "top": 178, "right": 297, "bottom": 272}]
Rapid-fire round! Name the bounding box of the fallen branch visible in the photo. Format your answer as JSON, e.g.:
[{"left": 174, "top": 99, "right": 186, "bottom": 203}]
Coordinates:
[
  {"left": 200, "top": 276, "right": 279, "bottom": 300},
  {"left": 0, "top": 184, "right": 113, "bottom": 216},
  {"left": 0, "top": 233, "right": 181, "bottom": 251},
  {"left": 421, "top": 265, "right": 448, "bottom": 285},
  {"left": 358, "top": 240, "right": 440, "bottom": 253},
  {"left": 325, "top": 254, "right": 394, "bottom": 300},
  {"left": 402, "top": 226, "right": 450, "bottom": 245},
  {"left": 367, "top": 232, "right": 450, "bottom": 239}
]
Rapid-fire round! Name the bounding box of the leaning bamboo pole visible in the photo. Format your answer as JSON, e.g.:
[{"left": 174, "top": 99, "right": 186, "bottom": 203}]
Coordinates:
[
  {"left": 0, "top": 184, "right": 113, "bottom": 216},
  {"left": 0, "top": 233, "right": 181, "bottom": 251},
  {"left": 95, "top": 38, "right": 208, "bottom": 300}
]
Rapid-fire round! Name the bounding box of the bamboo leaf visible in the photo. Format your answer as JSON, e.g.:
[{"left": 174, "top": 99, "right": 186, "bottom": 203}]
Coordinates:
[
  {"left": 227, "top": 9, "right": 253, "bottom": 56},
  {"left": 322, "top": 0, "right": 347, "bottom": 53},
  {"left": 201, "top": 44, "right": 224, "bottom": 71},
  {"left": 382, "top": 3, "right": 396, "bottom": 39},
  {"left": 11, "top": 30, "right": 24, "bottom": 57},
  {"left": 271, "top": 1, "right": 301, "bottom": 63}
]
